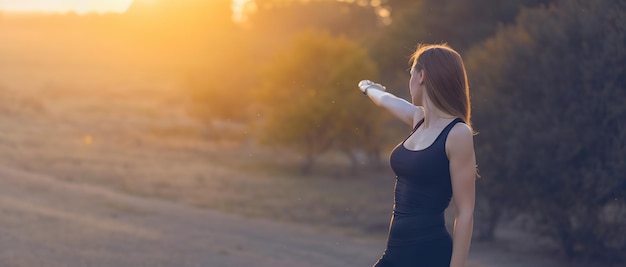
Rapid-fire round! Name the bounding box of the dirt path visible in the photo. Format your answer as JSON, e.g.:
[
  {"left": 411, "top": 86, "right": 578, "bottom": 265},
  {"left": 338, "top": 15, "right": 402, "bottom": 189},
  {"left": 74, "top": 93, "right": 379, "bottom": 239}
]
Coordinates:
[
  {"left": 0, "top": 164, "right": 384, "bottom": 267},
  {"left": 0, "top": 165, "right": 567, "bottom": 267}
]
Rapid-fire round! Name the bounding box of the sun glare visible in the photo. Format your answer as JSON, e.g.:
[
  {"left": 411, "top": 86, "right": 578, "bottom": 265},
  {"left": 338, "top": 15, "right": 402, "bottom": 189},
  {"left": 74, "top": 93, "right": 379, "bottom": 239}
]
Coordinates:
[
  {"left": 0, "top": 0, "right": 250, "bottom": 20},
  {"left": 0, "top": 0, "right": 135, "bottom": 14}
]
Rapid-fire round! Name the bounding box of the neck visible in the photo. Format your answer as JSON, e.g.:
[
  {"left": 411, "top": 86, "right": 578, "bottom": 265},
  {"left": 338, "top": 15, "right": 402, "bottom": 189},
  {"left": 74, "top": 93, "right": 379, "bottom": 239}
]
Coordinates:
[{"left": 422, "top": 97, "right": 454, "bottom": 128}]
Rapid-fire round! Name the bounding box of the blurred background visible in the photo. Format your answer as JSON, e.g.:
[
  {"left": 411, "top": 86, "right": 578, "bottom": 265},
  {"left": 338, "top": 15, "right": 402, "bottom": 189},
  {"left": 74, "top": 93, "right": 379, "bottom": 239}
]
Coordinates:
[{"left": 0, "top": 0, "right": 624, "bottom": 266}]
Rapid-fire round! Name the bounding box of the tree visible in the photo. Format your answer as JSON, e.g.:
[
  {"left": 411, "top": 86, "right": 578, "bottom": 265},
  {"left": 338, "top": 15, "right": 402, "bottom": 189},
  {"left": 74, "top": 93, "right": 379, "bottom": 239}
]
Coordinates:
[
  {"left": 370, "top": 0, "right": 556, "bottom": 97},
  {"left": 186, "top": 0, "right": 381, "bottom": 123},
  {"left": 259, "top": 30, "right": 384, "bottom": 174},
  {"left": 466, "top": 0, "right": 626, "bottom": 262},
  {"left": 240, "top": 0, "right": 381, "bottom": 65}
]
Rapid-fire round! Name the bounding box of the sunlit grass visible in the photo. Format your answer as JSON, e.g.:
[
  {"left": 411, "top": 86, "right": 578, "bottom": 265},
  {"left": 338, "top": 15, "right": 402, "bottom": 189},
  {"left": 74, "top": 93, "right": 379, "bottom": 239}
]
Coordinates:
[{"left": 0, "top": 16, "right": 397, "bottom": 236}]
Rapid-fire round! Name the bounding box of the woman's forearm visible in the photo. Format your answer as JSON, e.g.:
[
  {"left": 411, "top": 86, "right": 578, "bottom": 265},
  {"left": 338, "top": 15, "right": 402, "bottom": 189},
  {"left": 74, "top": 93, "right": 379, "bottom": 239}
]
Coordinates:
[
  {"left": 358, "top": 80, "right": 419, "bottom": 126},
  {"left": 365, "top": 87, "right": 392, "bottom": 106},
  {"left": 374, "top": 92, "right": 419, "bottom": 126},
  {"left": 450, "top": 213, "right": 473, "bottom": 267}
]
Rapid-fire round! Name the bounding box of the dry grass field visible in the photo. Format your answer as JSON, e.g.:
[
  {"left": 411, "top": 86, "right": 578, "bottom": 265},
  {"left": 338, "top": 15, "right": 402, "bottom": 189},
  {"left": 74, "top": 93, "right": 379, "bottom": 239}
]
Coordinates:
[{"left": 0, "top": 20, "right": 396, "bottom": 238}]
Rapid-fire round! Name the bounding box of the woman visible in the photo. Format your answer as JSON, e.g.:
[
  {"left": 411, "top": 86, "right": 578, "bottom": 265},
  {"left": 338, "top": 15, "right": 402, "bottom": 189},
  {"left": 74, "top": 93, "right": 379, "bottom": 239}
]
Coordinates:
[{"left": 358, "top": 44, "right": 476, "bottom": 267}]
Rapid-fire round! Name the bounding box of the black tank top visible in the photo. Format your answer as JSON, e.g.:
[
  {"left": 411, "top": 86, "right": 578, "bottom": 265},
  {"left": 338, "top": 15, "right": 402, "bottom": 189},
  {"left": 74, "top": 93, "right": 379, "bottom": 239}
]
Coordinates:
[{"left": 387, "top": 118, "right": 463, "bottom": 246}]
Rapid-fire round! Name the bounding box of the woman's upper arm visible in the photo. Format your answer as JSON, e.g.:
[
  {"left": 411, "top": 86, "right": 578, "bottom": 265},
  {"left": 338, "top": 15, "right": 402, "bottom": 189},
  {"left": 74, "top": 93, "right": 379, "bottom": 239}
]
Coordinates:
[
  {"left": 380, "top": 95, "right": 423, "bottom": 127},
  {"left": 446, "top": 124, "right": 476, "bottom": 214}
]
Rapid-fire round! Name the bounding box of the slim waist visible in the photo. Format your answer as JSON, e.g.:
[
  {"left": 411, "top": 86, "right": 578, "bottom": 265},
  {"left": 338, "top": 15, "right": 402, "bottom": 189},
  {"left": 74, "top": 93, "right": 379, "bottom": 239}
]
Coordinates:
[
  {"left": 393, "top": 207, "right": 445, "bottom": 217},
  {"left": 387, "top": 212, "right": 449, "bottom": 246}
]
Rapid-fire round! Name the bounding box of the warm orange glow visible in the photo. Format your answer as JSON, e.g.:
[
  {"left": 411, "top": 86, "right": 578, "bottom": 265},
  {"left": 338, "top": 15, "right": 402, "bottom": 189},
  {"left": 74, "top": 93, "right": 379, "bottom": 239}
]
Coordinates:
[
  {"left": 0, "top": 0, "right": 134, "bottom": 14},
  {"left": 84, "top": 136, "right": 94, "bottom": 145},
  {"left": 0, "top": 0, "right": 249, "bottom": 16},
  {"left": 0, "top": 0, "right": 246, "bottom": 91}
]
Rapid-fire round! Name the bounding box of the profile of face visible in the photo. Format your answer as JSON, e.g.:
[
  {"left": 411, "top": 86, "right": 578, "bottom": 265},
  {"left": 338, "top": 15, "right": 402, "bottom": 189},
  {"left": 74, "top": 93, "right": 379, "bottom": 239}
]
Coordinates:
[{"left": 409, "top": 64, "right": 425, "bottom": 106}]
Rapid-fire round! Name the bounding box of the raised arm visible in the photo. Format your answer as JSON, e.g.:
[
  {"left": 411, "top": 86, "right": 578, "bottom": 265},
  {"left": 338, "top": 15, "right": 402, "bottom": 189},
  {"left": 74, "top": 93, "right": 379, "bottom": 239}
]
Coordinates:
[
  {"left": 446, "top": 123, "right": 477, "bottom": 267},
  {"left": 358, "top": 80, "right": 423, "bottom": 127}
]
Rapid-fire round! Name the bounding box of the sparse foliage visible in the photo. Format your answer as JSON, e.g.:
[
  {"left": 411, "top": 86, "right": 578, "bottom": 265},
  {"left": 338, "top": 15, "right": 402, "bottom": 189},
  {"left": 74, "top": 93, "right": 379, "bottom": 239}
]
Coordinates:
[{"left": 259, "top": 30, "right": 384, "bottom": 173}]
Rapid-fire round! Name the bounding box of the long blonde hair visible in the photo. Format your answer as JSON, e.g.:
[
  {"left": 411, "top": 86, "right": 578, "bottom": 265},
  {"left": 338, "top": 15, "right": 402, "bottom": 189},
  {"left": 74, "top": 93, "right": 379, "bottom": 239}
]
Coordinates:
[{"left": 411, "top": 44, "right": 473, "bottom": 131}]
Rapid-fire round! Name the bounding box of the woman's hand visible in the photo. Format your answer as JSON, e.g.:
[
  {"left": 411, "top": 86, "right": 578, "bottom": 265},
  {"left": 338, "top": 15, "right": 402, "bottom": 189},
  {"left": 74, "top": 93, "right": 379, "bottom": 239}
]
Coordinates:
[{"left": 358, "top": 80, "right": 386, "bottom": 95}]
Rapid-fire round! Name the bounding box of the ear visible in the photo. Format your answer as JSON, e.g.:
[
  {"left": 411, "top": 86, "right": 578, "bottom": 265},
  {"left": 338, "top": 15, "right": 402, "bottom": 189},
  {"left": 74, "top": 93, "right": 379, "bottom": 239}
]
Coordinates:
[{"left": 418, "top": 69, "right": 425, "bottom": 85}]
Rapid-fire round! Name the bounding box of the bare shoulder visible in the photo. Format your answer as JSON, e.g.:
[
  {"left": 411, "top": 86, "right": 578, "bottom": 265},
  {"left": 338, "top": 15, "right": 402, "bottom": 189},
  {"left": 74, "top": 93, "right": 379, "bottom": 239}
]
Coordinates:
[{"left": 445, "top": 122, "right": 475, "bottom": 157}]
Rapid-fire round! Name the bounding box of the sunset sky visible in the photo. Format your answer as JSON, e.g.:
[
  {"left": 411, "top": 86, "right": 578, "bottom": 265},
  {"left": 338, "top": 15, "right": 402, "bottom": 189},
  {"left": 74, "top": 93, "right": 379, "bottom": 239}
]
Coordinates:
[{"left": 0, "top": 0, "right": 247, "bottom": 14}]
